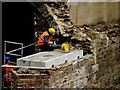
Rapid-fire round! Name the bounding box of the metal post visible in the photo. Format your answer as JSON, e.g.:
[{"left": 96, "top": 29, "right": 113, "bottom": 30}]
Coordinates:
[
  {"left": 3, "top": 41, "right": 6, "bottom": 89},
  {"left": 4, "top": 42, "right": 6, "bottom": 65},
  {"left": 21, "top": 43, "right": 23, "bottom": 57}
]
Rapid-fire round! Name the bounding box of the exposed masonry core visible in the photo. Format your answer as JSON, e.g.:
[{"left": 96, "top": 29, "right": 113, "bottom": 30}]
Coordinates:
[
  {"left": 11, "top": 2, "right": 120, "bottom": 88},
  {"left": 32, "top": 2, "right": 93, "bottom": 54}
]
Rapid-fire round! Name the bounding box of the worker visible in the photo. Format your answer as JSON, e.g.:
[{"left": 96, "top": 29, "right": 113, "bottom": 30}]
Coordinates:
[
  {"left": 4, "top": 56, "right": 14, "bottom": 87},
  {"left": 36, "top": 28, "right": 59, "bottom": 52}
]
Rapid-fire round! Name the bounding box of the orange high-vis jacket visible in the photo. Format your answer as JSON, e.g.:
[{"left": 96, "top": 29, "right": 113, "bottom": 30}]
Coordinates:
[{"left": 37, "top": 31, "right": 51, "bottom": 46}]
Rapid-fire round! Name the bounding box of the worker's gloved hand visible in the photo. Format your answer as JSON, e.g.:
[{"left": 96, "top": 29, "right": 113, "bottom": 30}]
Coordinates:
[
  {"left": 56, "top": 38, "right": 59, "bottom": 41},
  {"left": 49, "top": 44, "right": 52, "bottom": 47}
]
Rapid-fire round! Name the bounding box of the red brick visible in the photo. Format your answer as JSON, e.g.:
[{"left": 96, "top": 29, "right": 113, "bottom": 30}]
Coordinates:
[
  {"left": 35, "top": 79, "right": 42, "bottom": 85},
  {"left": 42, "top": 79, "right": 49, "bottom": 85}
]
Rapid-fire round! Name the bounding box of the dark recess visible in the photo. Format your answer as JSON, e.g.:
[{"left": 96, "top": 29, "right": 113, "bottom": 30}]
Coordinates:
[{"left": 2, "top": 2, "right": 36, "bottom": 62}]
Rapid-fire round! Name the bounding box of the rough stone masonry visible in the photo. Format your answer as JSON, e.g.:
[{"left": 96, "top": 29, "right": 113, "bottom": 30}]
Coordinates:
[{"left": 11, "top": 2, "right": 120, "bottom": 88}]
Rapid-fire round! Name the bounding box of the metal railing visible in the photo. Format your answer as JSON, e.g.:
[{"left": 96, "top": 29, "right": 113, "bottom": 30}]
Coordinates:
[{"left": 4, "top": 41, "right": 35, "bottom": 64}]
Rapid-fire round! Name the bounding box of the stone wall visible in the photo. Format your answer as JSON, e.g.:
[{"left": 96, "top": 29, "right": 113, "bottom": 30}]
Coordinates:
[
  {"left": 72, "top": 19, "right": 120, "bottom": 87},
  {"left": 68, "top": 2, "right": 119, "bottom": 25},
  {"left": 49, "top": 54, "right": 95, "bottom": 88},
  {"left": 49, "top": 23, "right": 120, "bottom": 88},
  {"left": 92, "top": 31, "right": 120, "bottom": 88},
  {"left": 33, "top": 2, "right": 74, "bottom": 37},
  {"left": 28, "top": 2, "right": 120, "bottom": 88}
]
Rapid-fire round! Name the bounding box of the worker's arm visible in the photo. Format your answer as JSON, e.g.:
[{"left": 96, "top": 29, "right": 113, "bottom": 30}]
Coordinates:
[
  {"left": 44, "top": 35, "right": 59, "bottom": 43},
  {"left": 50, "top": 38, "right": 59, "bottom": 41}
]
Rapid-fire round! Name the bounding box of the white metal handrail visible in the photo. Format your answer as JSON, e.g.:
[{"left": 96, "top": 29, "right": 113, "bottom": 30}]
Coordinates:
[
  {"left": 4, "top": 41, "right": 35, "bottom": 65},
  {"left": 4, "top": 41, "right": 23, "bottom": 65},
  {"left": 6, "top": 43, "right": 35, "bottom": 54}
]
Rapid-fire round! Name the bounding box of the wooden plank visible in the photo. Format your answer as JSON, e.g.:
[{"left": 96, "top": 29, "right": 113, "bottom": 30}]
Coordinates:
[{"left": 1, "top": 65, "right": 57, "bottom": 70}]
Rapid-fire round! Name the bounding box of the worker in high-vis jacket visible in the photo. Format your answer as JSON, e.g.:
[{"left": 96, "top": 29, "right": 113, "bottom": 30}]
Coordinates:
[
  {"left": 36, "top": 28, "right": 58, "bottom": 51},
  {"left": 4, "top": 56, "right": 14, "bottom": 87}
]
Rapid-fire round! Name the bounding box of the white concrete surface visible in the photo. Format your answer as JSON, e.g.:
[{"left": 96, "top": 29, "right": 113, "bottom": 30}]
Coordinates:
[{"left": 17, "top": 50, "right": 83, "bottom": 67}]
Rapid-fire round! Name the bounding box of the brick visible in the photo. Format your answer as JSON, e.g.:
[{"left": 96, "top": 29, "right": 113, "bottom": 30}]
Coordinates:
[
  {"left": 42, "top": 79, "right": 49, "bottom": 85},
  {"left": 35, "top": 75, "right": 44, "bottom": 79},
  {"left": 70, "top": 81, "right": 74, "bottom": 87},
  {"left": 57, "top": 71, "right": 64, "bottom": 76},
  {"left": 24, "top": 79, "right": 35, "bottom": 83},
  {"left": 35, "top": 79, "right": 42, "bottom": 85},
  {"left": 40, "top": 74, "right": 51, "bottom": 79},
  {"left": 49, "top": 79, "right": 54, "bottom": 84},
  {"left": 58, "top": 80, "right": 63, "bottom": 85},
  {"left": 51, "top": 76, "right": 60, "bottom": 82},
  {"left": 66, "top": 66, "right": 73, "bottom": 73},
  {"left": 54, "top": 81, "right": 59, "bottom": 86},
  {"left": 68, "top": 75, "right": 72, "bottom": 80}
]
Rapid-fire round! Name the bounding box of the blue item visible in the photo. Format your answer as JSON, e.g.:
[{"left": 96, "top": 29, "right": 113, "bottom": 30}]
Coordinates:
[
  {"left": 5, "top": 56, "right": 10, "bottom": 62},
  {"left": 51, "top": 44, "right": 61, "bottom": 48}
]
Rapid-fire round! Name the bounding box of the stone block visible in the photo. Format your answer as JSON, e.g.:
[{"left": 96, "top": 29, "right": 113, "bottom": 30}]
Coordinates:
[
  {"left": 17, "top": 58, "right": 30, "bottom": 66},
  {"left": 79, "top": 66, "right": 86, "bottom": 76},
  {"left": 92, "top": 64, "right": 99, "bottom": 73},
  {"left": 70, "top": 81, "right": 74, "bottom": 87},
  {"left": 17, "top": 50, "right": 83, "bottom": 67},
  {"left": 79, "top": 77, "right": 87, "bottom": 86}
]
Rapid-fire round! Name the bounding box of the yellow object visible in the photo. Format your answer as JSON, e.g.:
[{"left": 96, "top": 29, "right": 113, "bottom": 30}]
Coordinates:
[
  {"left": 61, "top": 43, "right": 69, "bottom": 52},
  {"left": 48, "top": 28, "right": 56, "bottom": 35}
]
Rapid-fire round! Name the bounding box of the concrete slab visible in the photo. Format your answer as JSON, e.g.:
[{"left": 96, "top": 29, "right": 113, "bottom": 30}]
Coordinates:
[{"left": 17, "top": 50, "right": 83, "bottom": 67}]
